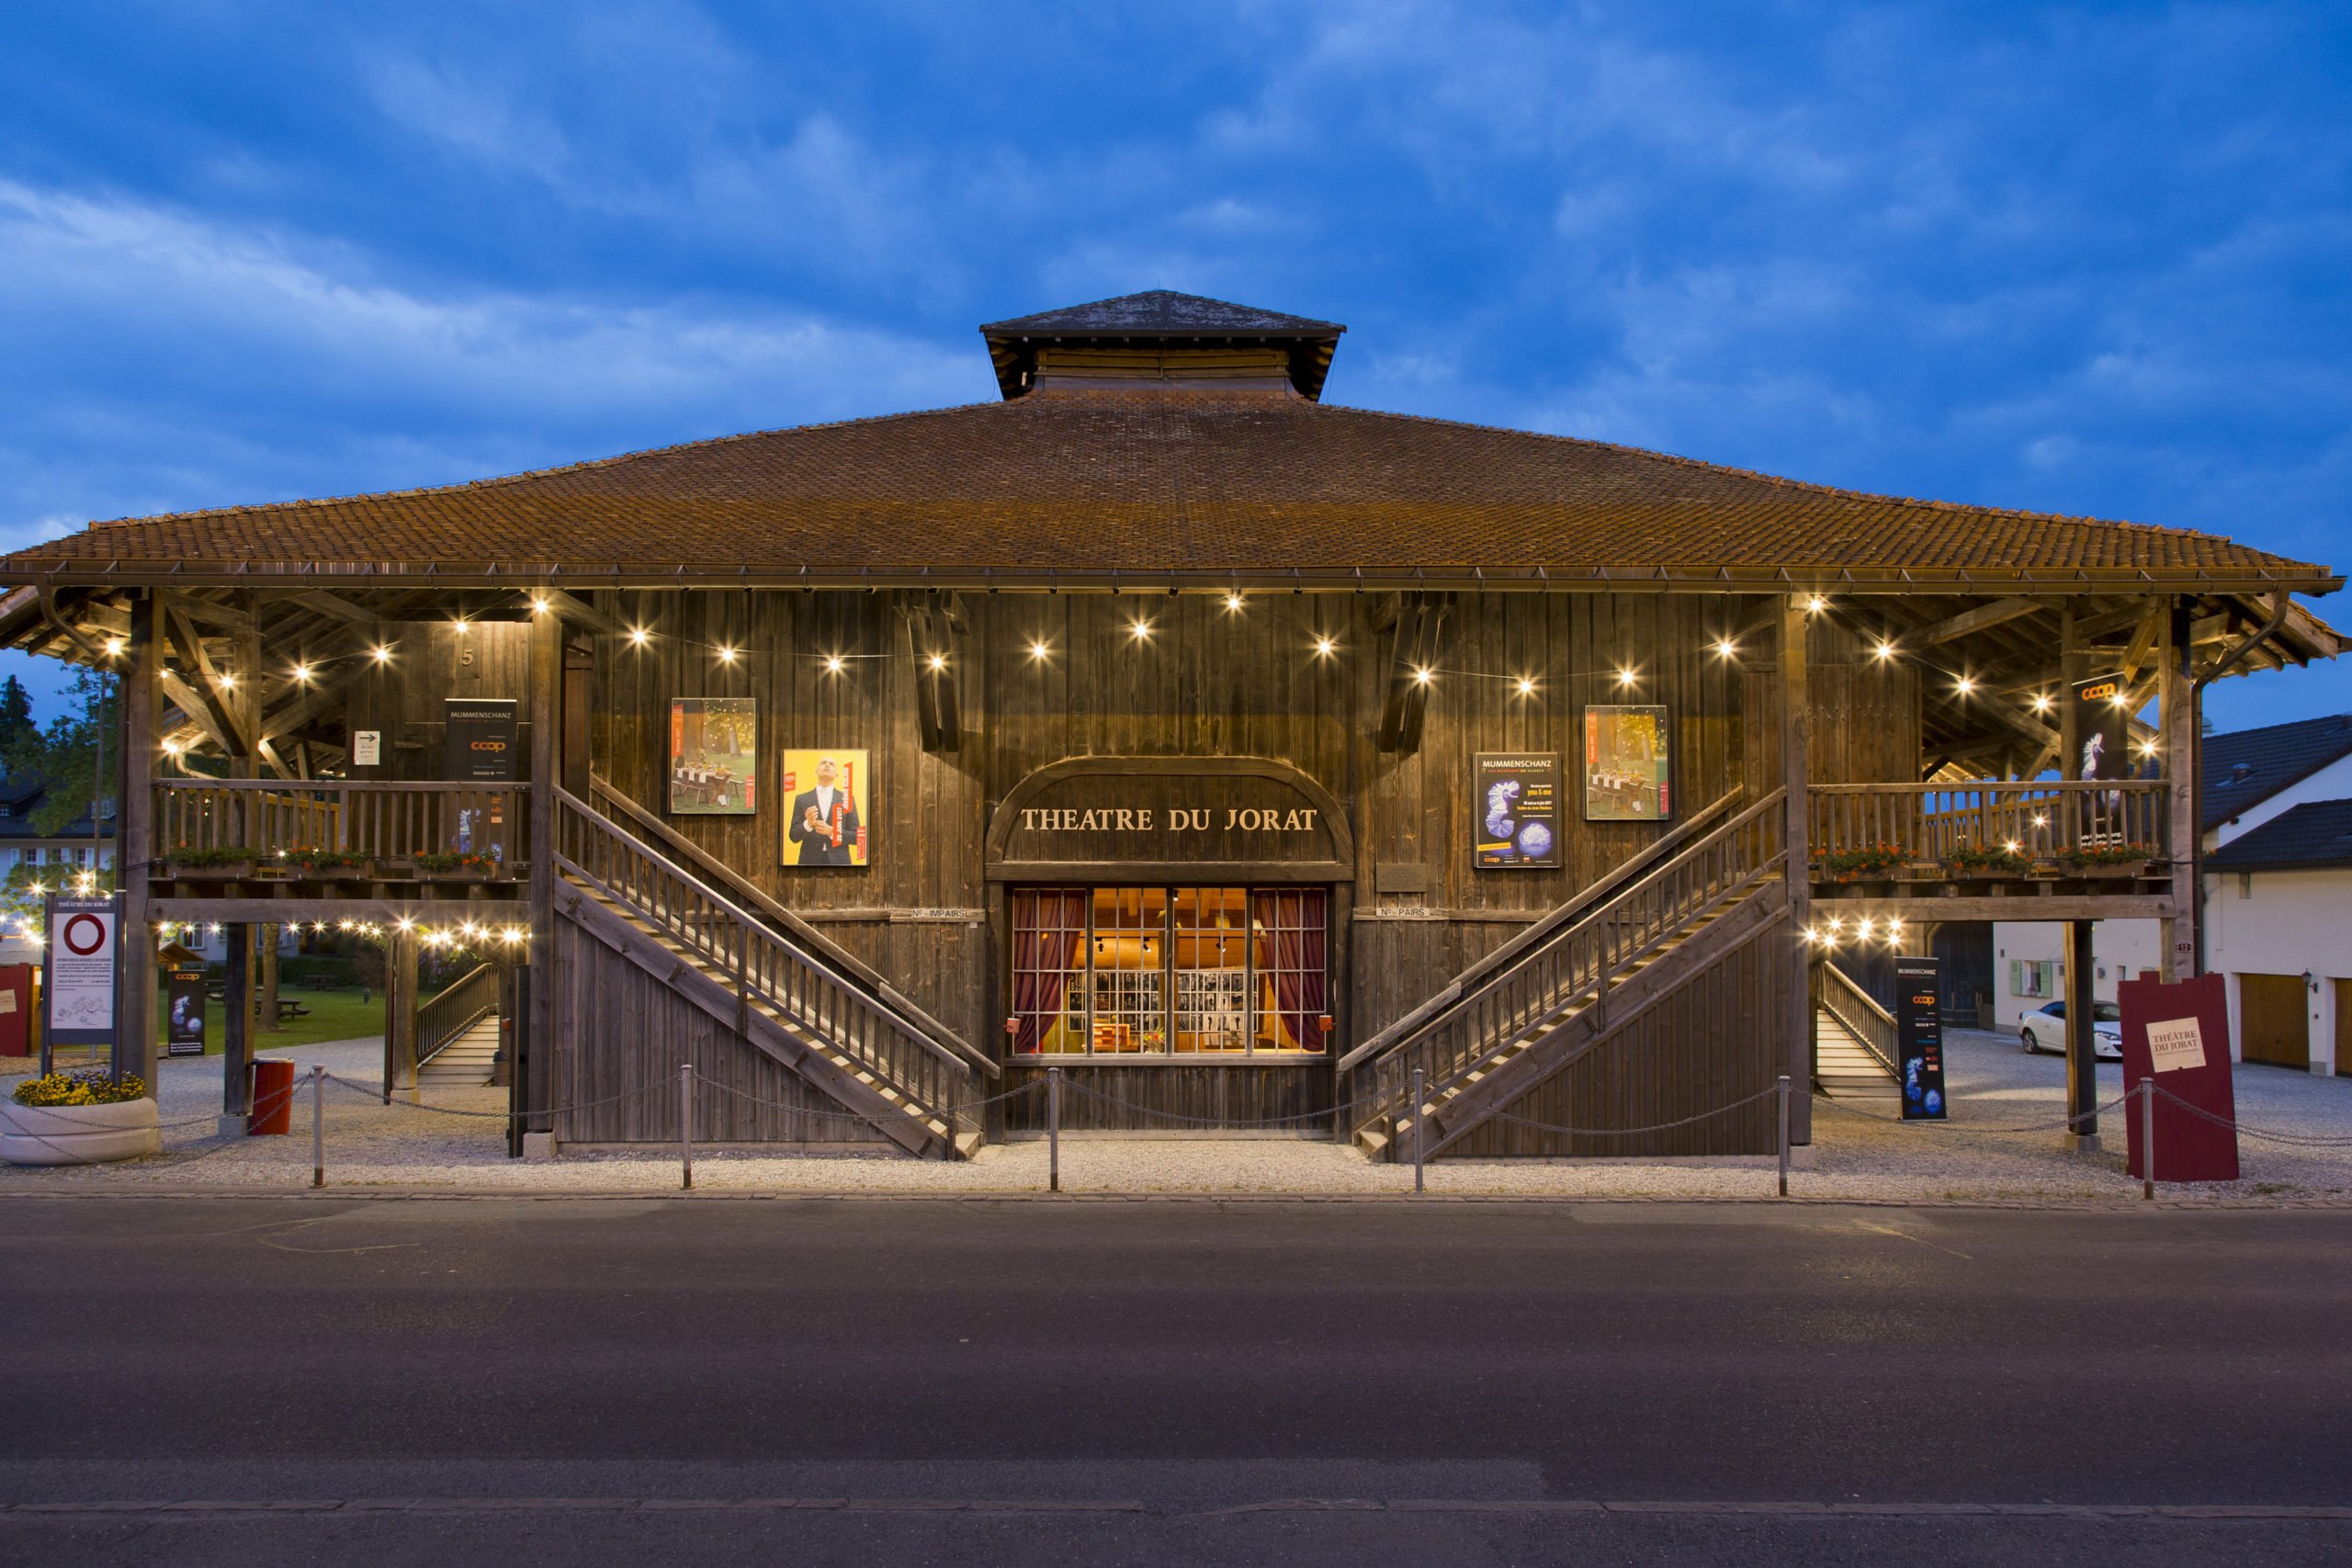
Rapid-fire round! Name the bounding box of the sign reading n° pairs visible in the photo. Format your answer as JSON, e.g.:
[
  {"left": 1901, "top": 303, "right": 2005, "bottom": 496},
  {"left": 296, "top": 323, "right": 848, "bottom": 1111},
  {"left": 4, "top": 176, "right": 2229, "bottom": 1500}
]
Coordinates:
[{"left": 44, "top": 894, "right": 119, "bottom": 1049}]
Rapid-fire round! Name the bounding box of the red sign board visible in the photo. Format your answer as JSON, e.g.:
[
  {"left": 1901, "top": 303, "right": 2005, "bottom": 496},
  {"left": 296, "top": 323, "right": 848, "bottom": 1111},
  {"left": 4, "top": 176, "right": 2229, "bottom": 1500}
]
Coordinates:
[{"left": 2117, "top": 974, "right": 2239, "bottom": 1183}]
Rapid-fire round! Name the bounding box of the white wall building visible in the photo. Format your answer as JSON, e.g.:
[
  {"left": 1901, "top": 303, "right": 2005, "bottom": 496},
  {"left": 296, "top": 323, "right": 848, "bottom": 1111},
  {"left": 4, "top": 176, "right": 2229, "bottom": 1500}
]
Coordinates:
[{"left": 1996, "top": 714, "right": 2352, "bottom": 1072}]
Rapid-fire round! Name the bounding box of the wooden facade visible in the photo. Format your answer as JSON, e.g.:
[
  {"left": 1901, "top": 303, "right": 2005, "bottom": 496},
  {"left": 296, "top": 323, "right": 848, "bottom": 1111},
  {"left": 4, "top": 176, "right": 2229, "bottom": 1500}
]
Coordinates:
[{"left": 3, "top": 288, "right": 2338, "bottom": 1163}]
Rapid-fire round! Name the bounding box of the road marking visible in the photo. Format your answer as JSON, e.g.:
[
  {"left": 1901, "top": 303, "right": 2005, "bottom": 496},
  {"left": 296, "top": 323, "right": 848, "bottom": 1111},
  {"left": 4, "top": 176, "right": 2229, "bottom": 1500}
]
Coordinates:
[{"left": 6, "top": 1498, "right": 2347, "bottom": 1521}]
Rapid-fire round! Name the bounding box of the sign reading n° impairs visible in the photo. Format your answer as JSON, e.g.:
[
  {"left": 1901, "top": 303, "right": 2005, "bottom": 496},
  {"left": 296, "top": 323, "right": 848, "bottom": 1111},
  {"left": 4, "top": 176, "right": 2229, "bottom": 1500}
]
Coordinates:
[
  {"left": 44, "top": 894, "right": 119, "bottom": 1050},
  {"left": 2119, "top": 974, "right": 2239, "bottom": 1183}
]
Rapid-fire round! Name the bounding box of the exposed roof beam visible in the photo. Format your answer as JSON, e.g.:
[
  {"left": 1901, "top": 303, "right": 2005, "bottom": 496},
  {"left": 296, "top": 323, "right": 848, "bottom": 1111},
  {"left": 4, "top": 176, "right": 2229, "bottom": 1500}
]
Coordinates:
[
  {"left": 1903, "top": 596, "right": 2042, "bottom": 648},
  {"left": 161, "top": 590, "right": 254, "bottom": 633},
  {"left": 536, "top": 589, "right": 628, "bottom": 637},
  {"left": 288, "top": 590, "right": 382, "bottom": 626}
]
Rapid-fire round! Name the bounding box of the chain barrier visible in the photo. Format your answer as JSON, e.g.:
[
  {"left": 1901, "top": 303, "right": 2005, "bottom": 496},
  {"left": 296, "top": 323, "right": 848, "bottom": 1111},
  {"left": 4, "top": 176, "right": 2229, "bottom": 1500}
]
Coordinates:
[
  {"left": 322, "top": 1071, "right": 669, "bottom": 1121},
  {"left": 2148, "top": 1083, "right": 2352, "bottom": 1148},
  {"left": 1476, "top": 1084, "right": 1782, "bottom": 1140},
  {"left": 1813, "top": 1090, "right": 2132, "bottom": 1137},
  {"left": 1055, "top": 1077, "right": 1382, "bottom": 1130}
]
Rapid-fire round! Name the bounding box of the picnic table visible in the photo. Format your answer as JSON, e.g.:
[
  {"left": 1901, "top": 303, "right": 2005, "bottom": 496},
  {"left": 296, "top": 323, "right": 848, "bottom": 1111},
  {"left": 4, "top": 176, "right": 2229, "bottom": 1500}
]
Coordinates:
[{"left": 275, "top": 999, "right": 310, "bottom": 1022}]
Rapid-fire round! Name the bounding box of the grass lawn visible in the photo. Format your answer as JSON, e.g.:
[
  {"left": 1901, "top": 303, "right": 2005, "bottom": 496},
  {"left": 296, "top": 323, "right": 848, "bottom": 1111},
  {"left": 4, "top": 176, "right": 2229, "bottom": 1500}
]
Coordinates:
[{"left": 158, "top": 985, "right": 451, "bottom": 1055}]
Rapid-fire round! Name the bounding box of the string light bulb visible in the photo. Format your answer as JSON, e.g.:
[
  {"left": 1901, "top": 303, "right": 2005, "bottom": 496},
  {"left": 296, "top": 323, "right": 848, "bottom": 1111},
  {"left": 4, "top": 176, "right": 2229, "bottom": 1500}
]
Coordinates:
[
  {"left": 1616, "top": 667, "right": 1637, "bottom": 688},
  {"left": 1223, "top": 592, "right": 1247, "bottom": 613},
  {"left": 1515, "top": 676, "right": 1537, "bottom": 698},
  {"left": 1805, "top": 595, "right": 1827, "bottom": 614},
  {"left": 823, "top": 653, "right": 846, "bottom": 676},
  {"left": 1312, "top": 635, "right": 1337, "bottom": 659},
  {"left": 1714, "top": 638, "right": 1737, "bottom": 660},
  {"left": 715, "top": 644, "right": 737, "bottom": 665},
  {"left": 291, "top": 662, "right": 313, "bottom": 684},
  {"left": 215, "top": 671, "right": 236, "bottom": 691},
  {"left": 1411, "top": 665, "right": 1433, "bottom": 687},
  {"left": 2031, "top": 693, "right": 2052, "bottom": 713},
  {"left": 529, "top": 595, "right": 550, "bottom": 615},
  {"left": 104, "top": 637, "right": 126, "bottom": 658},
  {"left": 1129, "top": 617, "right": 1152, "bottom": 642},
  {"left": 372, "top": 645, "right": 392, "bottom": 664},
  {"left": 926, "top": 652, "right": 948, "bottom": 672},
  {"left": 1027, "top": 639, "right": 1050, "bottom": 662},
  {"left": 1954, "top": 676, "right": 1975, "bottom": 696},
  {"left": 1873, "top": 640, "right": 1896, "bottom": 662},
  {"left": 628, "top": 626, "right": 650, "bottom": 648}
]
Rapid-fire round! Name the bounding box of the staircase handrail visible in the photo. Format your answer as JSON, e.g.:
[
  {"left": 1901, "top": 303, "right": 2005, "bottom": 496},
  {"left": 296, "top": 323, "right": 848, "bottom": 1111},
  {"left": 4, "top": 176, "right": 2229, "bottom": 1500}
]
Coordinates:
[
  {"left": 416, "top": 963, "right": 498, "bottom": 1066},
  {"left": 1817, "top": 960, "right": 1900, "bottom": 1079},
  {"left": 1337, "top": 785, "right": 1747, "bottom": 1073},
  {"left": 1355, "top": 788, "right": 1787, "bottom": 1139},
  {"left": 588, "top": 772, "right": 984, "bottom": 1071},
  {"left": 556, "top": 787, "right": 997, "bottom": 1084}
]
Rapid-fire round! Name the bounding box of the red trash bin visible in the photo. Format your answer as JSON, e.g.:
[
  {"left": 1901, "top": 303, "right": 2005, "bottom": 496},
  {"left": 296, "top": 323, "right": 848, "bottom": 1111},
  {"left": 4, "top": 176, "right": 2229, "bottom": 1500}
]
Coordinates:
[{"left": 247, "top": 1059, "right": 296, "bottom": 1135}]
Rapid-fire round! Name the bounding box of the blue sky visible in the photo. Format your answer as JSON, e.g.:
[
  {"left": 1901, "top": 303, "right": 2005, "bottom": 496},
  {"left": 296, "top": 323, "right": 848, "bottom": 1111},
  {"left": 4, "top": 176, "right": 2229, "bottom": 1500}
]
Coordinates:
[{"left": 1, "top": 1, "right": 2346, "bottom": 729}]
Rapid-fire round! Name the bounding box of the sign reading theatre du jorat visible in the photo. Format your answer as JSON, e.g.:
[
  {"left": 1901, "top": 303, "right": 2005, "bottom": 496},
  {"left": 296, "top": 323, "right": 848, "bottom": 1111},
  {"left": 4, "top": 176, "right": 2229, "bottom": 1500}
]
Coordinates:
[{"left": 987, "top": 758, "right": 1352, "bottom": 879}]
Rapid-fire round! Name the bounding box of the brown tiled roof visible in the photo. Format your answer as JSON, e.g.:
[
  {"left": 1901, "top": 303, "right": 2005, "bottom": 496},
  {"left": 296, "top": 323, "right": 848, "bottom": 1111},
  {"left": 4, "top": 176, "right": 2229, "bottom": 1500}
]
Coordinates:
[{"left": 2, "top": 388, "right": 2335, "bottom": 592}]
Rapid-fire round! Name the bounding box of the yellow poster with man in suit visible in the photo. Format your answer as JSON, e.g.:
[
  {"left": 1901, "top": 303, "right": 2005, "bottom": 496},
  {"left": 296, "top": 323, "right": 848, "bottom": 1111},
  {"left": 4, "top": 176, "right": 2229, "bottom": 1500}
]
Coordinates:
[{"left": 782, "top": 750, "right": 870, "bottom": 867}]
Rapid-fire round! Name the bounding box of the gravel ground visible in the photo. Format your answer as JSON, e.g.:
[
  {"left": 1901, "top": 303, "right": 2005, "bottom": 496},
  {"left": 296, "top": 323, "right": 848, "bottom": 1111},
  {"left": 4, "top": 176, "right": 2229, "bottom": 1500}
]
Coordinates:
[{"left": 4, "top": 1029, "right": 2348, "bottom": 1202}]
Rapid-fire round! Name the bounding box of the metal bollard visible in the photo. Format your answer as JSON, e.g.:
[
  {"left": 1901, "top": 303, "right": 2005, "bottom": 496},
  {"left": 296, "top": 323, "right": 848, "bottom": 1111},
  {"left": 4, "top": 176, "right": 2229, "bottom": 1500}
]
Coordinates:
[
  {"left": 311, "top": 1064, "right": 324, "bottom": 1189},
  {"left": 1411, "top": 1067, "right": 1426, "bottom": 1194},
  {"left": 680, "top": 1062, "right": 694, "bottom": 1191},
  {"left": 1047, "top": 1066, "right": 1061, "bottom": 1193},
  {"left": 2140, "top": 1077, "right": 2154, "bottom": 1201},
  {"left": 1777, "top": 1075, "right": 1791, "bottom": 1199}
]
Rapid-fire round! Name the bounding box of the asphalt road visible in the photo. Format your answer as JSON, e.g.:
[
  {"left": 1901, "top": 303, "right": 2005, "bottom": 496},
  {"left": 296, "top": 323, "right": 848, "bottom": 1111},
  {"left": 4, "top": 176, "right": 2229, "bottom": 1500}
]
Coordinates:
[{"left": 3, "top": 1195, "right": 2348, "bottom": 1565}]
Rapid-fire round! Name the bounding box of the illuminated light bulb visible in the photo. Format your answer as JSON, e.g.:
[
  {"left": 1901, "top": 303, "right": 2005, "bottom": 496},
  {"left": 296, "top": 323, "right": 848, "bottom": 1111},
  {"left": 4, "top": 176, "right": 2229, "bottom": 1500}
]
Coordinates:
[
  {"left": 1616, "top": 667, "right": 1637, "bottom": 688},
  {"left": 1411, "top": 665, "right": 1433, "bottom": 687},
  {"left": 1806, "top": 595, "right": 1827, "bottom": 614},
  {"left": 291, "top": 662, "right": 313, "bottom": 684},
  {"left": 1857, "top": 918, "right": 1875, "bottom": 941},
  {"left": 1515, "top": 676, "right": 1538, "bottom": 697},
  {"left": 216, "top": 671, "right": 236, "bottom": 691},
  {"left": 1714, "top": 638, "right": 1737, "bottom": 659},
  {"left": 2032, "top": 814, "right": 2049, "bottom": 828},
  {"left": 1955, "top": 676, "right": 1975, "bottom": 696},
  {"left": 162, "top": 739, "right": 182, "bottom": 756},
  {"left": 372, "top": 645, "right": 392, "bottom": 664},
  {"left": 453, "top": 615, "right": 469, "bottom": 633},
  {"left": 2004, "top": 840, "right": 2022, "bottom": 855},
  {"left": 502, "top": 926, "right": 523, "bottom": 944},
  {"left": 396, "top": 918, "right": 413, "bottom": 933},
  {"left": 1224, "top": 592, "right": 1247, "bottom": 613},
  {"left": 104, "top": 637, "right": 125, "bottom": 658},
  {"left": 1886, "top": 919, "right": 1904, "bottom": 939},
  {"left": 28, "top": 881, "right": 43, "bottom": 895},
  {"left": 1027, "top": 640, "right": 1050, "bottom": 662},
  {"left": 1129, "top": 618, "right": 1152, "bottom": 642},
  {"left": 1873, "top": 641, "right": 1896, "bottom": 662},
  {"left": 823, "top": 653, "right": 845, "bottom": 676},
  {"left": 2031, "top": 693, "right": 2052, "bottom": 713},
  {"left": 1312, "top": 635, "right": 1337, "bottom": 658},
  {"left": 628, "top": 626, "right": 650, "bottom": 648},
  {"left": 529, "top": 595, "right": 550, "bottom": 615},
  {"left": 927, "top": 652, "right": 948, "bottom": 672},
  {"left": 715, "top": 645, "right": 737, "bottom": 665}
]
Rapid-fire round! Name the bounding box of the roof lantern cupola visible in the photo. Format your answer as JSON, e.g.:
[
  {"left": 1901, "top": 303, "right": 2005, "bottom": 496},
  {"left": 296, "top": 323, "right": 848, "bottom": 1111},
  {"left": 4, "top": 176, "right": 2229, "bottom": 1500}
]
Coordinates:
[{"left": 978, "top": 289, "right": 1346, "bottom": 401}]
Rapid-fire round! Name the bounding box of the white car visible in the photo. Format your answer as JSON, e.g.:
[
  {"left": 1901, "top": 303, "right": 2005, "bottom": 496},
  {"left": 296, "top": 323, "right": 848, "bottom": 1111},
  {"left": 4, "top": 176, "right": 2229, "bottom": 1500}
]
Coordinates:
[{"left": 2019, "top": 1000, "right": 2123, "bottom": 1060}]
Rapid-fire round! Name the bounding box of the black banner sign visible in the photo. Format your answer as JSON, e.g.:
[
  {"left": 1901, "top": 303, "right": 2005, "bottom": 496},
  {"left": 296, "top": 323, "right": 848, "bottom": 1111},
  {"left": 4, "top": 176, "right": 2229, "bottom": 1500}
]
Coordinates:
[
  {"left": 164, "top": 964, "right": 208, "bottom": 1057},
  {"left": 1895, "top": 955, "right": 1947, "bottom": 1121},
  {"left": 443, "top": 698, "right": 518, "bottom": 782}
]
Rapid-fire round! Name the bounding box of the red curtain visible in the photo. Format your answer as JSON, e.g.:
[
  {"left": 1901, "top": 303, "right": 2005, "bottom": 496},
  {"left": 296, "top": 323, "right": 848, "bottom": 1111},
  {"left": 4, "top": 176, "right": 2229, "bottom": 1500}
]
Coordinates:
[
  {"left": 1012, "top": 889, "right": 1088, "bottom": 1054},
  {"left": 1250, "top": 888, "right": 1329, "bottom": 1052}
]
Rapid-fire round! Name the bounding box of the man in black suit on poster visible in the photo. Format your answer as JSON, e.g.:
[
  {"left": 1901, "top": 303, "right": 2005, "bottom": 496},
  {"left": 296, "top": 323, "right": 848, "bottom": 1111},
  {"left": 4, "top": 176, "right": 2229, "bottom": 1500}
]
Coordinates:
[{"left": 787, "top": 754, "right": 860, "bottom": 866}]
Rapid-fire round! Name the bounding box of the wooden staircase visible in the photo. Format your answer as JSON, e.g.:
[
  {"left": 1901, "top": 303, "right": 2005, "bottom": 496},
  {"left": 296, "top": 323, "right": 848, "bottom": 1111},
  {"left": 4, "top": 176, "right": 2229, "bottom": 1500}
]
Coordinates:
[
  {"left": 1346, "top": 790, "right": 1790, "bottom": 1162},
  {"left": 554, "top": 788, "right": 996, "bottom": 1159},
  {"left": 1814, "top": 961, "right": 1901, "bottom": 1102},
  {"left": 416, "top": 1016, "right": 500, "bottom": 1088}
]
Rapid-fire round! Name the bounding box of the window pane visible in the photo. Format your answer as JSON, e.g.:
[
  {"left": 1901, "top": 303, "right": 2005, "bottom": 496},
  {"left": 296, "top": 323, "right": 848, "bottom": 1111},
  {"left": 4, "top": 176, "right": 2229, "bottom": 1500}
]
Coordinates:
[
  {"left": 1010, "top": 889, "right": 1088, "bottom": 1055},
  {"left": 1250, "top": 888, "right": 1329, "bottom": 1052},
  {"left": 1089, "top": 886, "right": 1167, "bottom": 1053},
  {"left": 1171, "top": 886, "right": 1250, "bottom": 1054}
]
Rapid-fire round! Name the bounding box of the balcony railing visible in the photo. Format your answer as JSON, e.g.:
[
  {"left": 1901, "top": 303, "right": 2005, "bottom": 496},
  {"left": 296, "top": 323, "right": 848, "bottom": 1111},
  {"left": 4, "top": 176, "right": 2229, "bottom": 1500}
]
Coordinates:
[
  {"left": 153, "top": 780, "right": 525, "bottom": 871},
  {"left": 1808, "top": 780, "right": 2168, "bottom": 871}
]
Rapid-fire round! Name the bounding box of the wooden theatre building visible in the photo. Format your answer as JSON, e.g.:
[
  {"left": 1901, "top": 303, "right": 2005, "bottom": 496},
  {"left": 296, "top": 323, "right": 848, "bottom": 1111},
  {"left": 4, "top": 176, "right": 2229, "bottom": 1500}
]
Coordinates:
[{"left": 3, "top": 290, "right": 2340, "bottom": 1161}]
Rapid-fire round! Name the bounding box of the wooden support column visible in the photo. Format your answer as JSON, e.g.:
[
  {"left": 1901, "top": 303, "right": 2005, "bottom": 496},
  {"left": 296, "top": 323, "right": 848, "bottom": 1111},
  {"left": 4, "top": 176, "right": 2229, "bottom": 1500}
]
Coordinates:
[
  {"left": 2064, "top": 918, "right": 2100, "bottom": 1148},
  {"left": 526, "top": 606, "right": 560, "bottom": 1145},
  {"left": 221, "top": 923, "right": 252, "bottom": 1132},
  {"left": 2159, "top": 599, "right": 2199, "bottom": 981},
  {"left": 114, "top": 591, "right": 160, "bottom": 1089},
  {"left": 257, "top": 924, "right": 280, "bottom": 1034},
  {"left": 384, "top": 926, "right": 419, "bottom": 1101},
  {"left": 1781, "top": 594, "right": 1814, "bottom": 1145},
  {"left": 2058, "top": 604, "right": 2099, "bottom": 1148}
]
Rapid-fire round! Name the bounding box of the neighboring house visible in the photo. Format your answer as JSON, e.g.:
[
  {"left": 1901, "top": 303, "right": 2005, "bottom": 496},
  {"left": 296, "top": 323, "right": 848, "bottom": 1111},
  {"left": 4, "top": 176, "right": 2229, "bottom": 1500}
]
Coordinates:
[
  {"left": 0, "top": 774, "right": 116, "bottom": 880},
  {"left": 1996, "top": 714, "right": 2352, "bottom": 1072}
]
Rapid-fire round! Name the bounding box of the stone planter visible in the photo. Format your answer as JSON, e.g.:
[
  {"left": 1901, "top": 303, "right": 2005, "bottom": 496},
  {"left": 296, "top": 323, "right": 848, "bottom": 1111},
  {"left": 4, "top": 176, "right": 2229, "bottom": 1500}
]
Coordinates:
[{"left": 1, "top": 1098, "right": 161, "bottom": 1166}]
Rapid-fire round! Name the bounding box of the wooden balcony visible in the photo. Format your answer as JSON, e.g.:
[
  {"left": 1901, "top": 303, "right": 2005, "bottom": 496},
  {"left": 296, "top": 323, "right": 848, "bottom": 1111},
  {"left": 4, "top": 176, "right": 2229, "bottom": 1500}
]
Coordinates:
[
  {"left": 149, "top": 779, "right": 526, "bottom": 917},
  {"left": 1806, "top": 780, "right": 2177, "bottom": 922}
]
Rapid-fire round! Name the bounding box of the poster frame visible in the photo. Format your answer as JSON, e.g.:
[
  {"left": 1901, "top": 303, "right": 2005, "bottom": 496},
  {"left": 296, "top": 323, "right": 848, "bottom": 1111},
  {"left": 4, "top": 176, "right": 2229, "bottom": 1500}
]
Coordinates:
[
  {"left": 1474, "top": 752, "right": 1564, "bottom": 869},
  {"left": 1582, "top": 703, "right": 1673, "bottom": 823},
  {"left": 668, "top": 695, "right": 759, "bottom": 817},
  {"left": 781, "top": 748, "right": 873, "bottom": 869}
]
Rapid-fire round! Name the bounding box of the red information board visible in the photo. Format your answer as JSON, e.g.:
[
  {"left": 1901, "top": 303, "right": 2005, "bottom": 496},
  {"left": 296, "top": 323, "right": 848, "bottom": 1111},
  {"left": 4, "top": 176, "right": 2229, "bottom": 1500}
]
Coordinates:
[{"left": 2117, "top": 975, "right": 2239, "bottom": 1183}]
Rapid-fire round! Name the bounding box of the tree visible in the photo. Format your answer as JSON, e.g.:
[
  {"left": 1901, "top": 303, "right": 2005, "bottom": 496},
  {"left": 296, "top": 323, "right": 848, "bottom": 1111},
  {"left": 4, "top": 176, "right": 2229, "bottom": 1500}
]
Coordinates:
[
  {"left": 23, "top": 670, "right": 119, "bottom": 837},
  {"left": 0, "top": 676, "right": 38, "bottom": 767}
]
